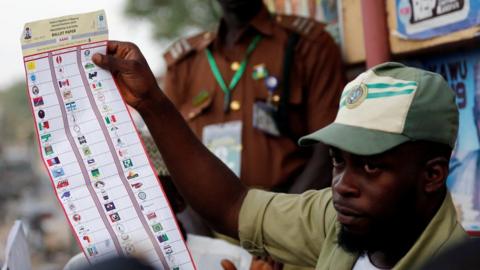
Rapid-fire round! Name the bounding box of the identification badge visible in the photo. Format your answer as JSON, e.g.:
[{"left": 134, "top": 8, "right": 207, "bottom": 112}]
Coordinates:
[
  {"left": 253, "top": 101, "right": 280, "bottom": 136},
  {"left": 202, "top": 121, "right": 242, "bottom": 176}
]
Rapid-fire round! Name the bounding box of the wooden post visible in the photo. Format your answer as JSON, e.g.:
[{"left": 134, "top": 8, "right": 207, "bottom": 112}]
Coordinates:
[{"left": 361, "top": 0, "right": 391, "bottom": 68}]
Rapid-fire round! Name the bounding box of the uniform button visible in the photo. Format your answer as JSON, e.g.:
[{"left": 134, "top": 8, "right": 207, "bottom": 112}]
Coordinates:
[
  {"left": 188, "top": 111, "right": 196, "bottom": 119},
  {"left": 203, "top": 32, "right": 211, "bottom": 39},
  {"left": 272, "top": 95, "right": 280, "bottom": 102},
  {"left": 230, "top": 61, "right": 240, "bottom": 71},
  {"left": 230, "top": 100, "right": 241, "bottom": 111}
]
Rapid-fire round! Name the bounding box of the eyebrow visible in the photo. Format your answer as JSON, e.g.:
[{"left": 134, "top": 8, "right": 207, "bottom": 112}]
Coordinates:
[{"left": 329, "top": 147, "right": 387, "bottom": 162}]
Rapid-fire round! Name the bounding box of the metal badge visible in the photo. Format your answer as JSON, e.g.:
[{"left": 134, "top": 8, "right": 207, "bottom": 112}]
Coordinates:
[
  {"left": 252, "top": 64, "right": 268, "bottom": 80},
  {"left": 345, "top": 83, "right": 368, "bottom": 109},
  {"left": 265, "top": 76, "right": 279, "bottom": 91}
]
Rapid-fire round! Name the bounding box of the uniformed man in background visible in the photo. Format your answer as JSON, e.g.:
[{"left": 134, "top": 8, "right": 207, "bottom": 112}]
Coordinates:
[{"left": 163, "top": 0, "right": 345, "bottom": 241}]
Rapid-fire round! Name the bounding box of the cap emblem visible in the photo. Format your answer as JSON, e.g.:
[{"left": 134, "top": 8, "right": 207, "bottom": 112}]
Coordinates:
[{"left": 345, "top": 83, "right": 368, "bottom": 109}]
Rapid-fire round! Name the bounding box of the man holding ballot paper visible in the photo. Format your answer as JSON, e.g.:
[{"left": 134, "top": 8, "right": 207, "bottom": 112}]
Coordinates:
[{"left": 92, "top": 41, "right": 467, "bottom": 270}]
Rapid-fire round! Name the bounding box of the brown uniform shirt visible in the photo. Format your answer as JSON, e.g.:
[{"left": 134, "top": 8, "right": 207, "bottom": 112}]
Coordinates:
[{"left": 164, "top": 5, "right": 345, "bottom": 189}]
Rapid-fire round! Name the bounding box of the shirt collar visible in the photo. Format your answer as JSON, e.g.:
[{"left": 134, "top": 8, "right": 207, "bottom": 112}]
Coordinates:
[{"left": 249, "top": 4, "right": 274, "bottom": 37}]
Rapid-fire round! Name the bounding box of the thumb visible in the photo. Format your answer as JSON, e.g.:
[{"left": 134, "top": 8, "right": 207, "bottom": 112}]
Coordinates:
[
  {"left": 221, "top": 259, "right": 237, "bottom": 270},
  {"left": 251, "top": 260, "right": 270, "bottom": 270},
  {"left": 92, "top": 53, "right": 131, "bottom": 73}
]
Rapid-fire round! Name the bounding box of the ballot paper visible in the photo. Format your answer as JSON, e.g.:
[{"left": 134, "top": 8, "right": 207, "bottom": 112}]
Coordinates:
[{"left": 20, "top": 10, "right": 195, "bottom": 270}]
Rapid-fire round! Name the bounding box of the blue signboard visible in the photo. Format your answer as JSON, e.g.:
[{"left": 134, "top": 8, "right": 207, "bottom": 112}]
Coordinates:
[
  {"left": 396, "top": 0, "right": 480, "bottom": 40},
  {"left": 409, "top": 51, "right": 480, "bottom": 232}
]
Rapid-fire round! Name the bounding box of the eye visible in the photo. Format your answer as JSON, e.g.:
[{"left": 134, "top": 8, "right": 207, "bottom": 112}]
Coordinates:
[
  {"left": 331, "top": 155, "right": 345, "bottom": 168},
  {"left": 329, "top": 148, "right": 345, "bottom": 169},
  {"left": 364, "top": 162, "right": 381, "bottom": 174}
]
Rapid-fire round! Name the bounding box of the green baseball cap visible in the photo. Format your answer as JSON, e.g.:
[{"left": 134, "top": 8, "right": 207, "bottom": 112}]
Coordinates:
[{"left": 299, "top": 62, "right": 459, "bottom": 155}]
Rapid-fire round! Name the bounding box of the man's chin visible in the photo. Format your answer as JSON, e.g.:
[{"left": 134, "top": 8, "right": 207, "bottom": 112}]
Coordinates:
[
  {"left": 338, "top": 225, "right": 376, "bottom": 253},
  {"left": 339, "top": 222, "right": 369, "bottom": 235}
]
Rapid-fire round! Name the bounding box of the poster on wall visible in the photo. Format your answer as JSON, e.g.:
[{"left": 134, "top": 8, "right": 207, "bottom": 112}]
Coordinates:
[
  {"left": 396, "top": 0, "right": 480, "bottom": 40},
  {"left": 264, "top": 0, "right": 341, "bottom": 44},
  {"left": 409, "top": 51, "right": 480, "bottom": 233}
]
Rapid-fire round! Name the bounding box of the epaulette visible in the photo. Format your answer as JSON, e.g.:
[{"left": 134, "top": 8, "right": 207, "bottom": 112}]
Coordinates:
[
  {"left": 274, "top": 14, "right": 326, "bottom": 41},
  {"left": 163, "top": 31, "right": 215, "bottom": 67}
]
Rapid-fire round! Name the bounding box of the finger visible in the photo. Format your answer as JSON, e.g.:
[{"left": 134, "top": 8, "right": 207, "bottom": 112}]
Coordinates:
[
  {"left": 106, "top": 40, "right": 138, "bottom": 55},
  {"left": 221, "top": 259, "right": 237, "bottom": 270},
  {"left": 262, "top": 262, "right": 273, "bottom": 270},
  {"left": 106, "top": 40, "right": 120, "bottom": 54},
  {"left": 251, "top": 260, "right": 263, "bottom": 269},
  {"left": 251, "top": 260, "right": 270, "bottom": 270},
  {"left": 273, "top": 261, "right": 283, "bottom": 270},
  {"left": 92, "top": 53, "right": 131, "bottom": 73}
]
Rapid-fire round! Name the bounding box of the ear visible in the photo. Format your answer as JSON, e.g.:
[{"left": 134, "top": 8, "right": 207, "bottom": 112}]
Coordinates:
[{"left": 423, "top": 157, "right": 449, "bottom": 193}]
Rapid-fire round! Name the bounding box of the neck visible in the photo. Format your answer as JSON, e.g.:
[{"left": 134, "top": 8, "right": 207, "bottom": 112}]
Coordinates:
[
  {"left": 367, "top": 228, "right": 421, "bottom": 268},
  {"left": 221, "top": 2, "right": 262, "bottom": 45}
]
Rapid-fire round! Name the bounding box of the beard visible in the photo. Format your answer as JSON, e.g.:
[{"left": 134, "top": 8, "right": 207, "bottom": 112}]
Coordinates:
[
  {"left": 338, "top": 223, "right": 386, "bottom": 253},
  {"left": 337, "top": 189, "right": 419, "bottom": 254},
  {"left": 337, "top": 218, "right": 422, "bottom": 260}
]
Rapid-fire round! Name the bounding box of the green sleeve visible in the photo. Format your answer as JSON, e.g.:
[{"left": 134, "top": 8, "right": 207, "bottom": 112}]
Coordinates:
[{"left": 238, "top": 188, "right": 336, "bottom": 267}]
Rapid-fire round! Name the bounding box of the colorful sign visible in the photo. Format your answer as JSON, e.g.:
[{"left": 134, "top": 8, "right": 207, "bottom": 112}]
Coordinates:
[
  {"left": 396, "top": 0, "right": 480, "bottom": 40},
  {"left": 408, "top": 50, "right": 480, "bottom": 233}
]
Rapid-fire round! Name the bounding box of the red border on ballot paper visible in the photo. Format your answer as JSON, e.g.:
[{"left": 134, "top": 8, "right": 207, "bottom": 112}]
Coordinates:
[
  {"left": 23, "top": 40, "right": 197, "bottom": 269},
  {"left": 468, "top": 231, "right": 480, "bottom": 237}
]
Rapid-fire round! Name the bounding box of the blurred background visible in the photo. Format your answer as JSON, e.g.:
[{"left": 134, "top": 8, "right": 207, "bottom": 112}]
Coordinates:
[{"left": 2, "top": 0, "right": 480, "bottom": 269}]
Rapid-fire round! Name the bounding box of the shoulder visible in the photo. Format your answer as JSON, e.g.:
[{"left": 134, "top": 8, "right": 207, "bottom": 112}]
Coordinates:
[
  {"left": 274, "top": 14, "right": 328, "bottom": 42},
  {"left": 274, "top": 14, "right": 340, "bottom": 58},
  {"left": 163, "top": 31, "right": 214, "bottom": 67},
  {"left": 64, "top": 252, "right": 89, "bottom": 270}
]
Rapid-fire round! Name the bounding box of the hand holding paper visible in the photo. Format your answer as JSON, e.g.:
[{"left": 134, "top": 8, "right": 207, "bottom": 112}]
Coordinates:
[
  {"left": 92, "top": 41, "right": 159, "bottom": 110},
  {"left": 92, "top": 40, "right": 248, "bottom": 238}
]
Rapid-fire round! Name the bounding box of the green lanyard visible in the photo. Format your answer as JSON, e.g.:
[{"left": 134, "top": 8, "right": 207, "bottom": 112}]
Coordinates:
[{"left": 205, "top": 34, "right": 262, "bottom": 112}]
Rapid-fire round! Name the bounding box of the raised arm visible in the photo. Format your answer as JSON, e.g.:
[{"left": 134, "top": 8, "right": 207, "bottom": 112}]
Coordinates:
[{"left": 93, "top": 41, "right": 247, "bottom": 238}]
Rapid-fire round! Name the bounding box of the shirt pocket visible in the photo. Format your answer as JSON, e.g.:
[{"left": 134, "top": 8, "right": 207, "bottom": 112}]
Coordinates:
[
  {"left": 180, "top": 89, "right": 216, "bottom": 121},
  {"left": 253, "top": 80, "right": 306, "bottom": 138}
]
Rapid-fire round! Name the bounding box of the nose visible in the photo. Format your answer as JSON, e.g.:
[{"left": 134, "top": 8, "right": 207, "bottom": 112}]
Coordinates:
[{"left": 332, "top": 168, "right": 360, "bottom": 198}]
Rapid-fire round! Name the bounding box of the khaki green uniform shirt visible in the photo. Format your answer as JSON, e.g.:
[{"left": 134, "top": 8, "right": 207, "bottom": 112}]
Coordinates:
[{"left": 239, "top": 188, "right": 467, "bottom": 269}]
